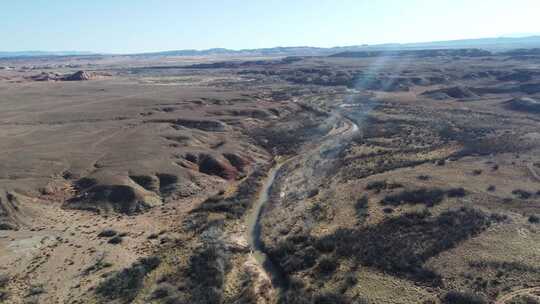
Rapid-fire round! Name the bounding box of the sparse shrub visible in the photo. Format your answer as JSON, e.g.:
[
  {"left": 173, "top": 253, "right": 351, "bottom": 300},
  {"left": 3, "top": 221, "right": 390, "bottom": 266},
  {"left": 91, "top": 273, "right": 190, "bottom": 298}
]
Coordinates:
[
  {"left": 354, "top": 195, "right": 369, "bottom": 222},
  {"left": 97, "top": 229, "right": 117, "bottom": 238},
  {"left": 0, "top": 274, "right": 9, "bottom": 288},
  {"left": 366, "top": 180, "right": 387, "bottom": 193},
  {"left": 472, "top": 276, "right": 489, "bottom": 290},
  {"left": 317, "top": 257, "right": 338, "bottom": 275},
  {"left": 383, "top": 207, "right": 394, "bottom": 214},
  {"left": 366, "top": 180, "right": 402, "bottom": 193},
  {"left": 147, "top": 233, "right": 159, "bottom": 239},
  {"left": 529, "top": 215, "right": 540, "bottom": 224},
  {"left": 472, "top": 169, "right": 483, "bottom": 176},
  {"left": 83, "top": 256, "right": 112, "bottom": 275},
  {"left": 487, "top": 185, "right": 496, "bottom": 192},
  {"left": 447, "top": 187, "right": 467, "bottom": 198},
  {"left": 314, "top": 237, "right": 335, "bottom": 253},
  {"left": 150, "top": 283, "right": 176, "bottom": 300},
  {"left": 417, "top": 175, "right": 431, "bottom": 181},
  {"left": 0, "top": 290, "right": 7, "bottom": 301},
  {"left": 176, "top": 244, "right": 232, "bottom": 304},
  {"left": 436, "top": 159, "right": 446, "bottom": 166},
  {"left": 0, "top": 274, "right": 8, "bottom": 302},
  {"left": 503, "top": 197, "right": 513, "bottom": 204},
  {"left": 280, "top": 289, "right": 312, "bottom": 304},
  {"left": 381, "top": 188, "right": 445, "bottom": 207},
  {"left": 489, "top": 213, "right": 508, "bottom": 222},
  {"left": 512, "top": 189, "right": 532, "bottom": 199},
  {"left": 27, "top": 285, "right": 45, "bottom": 296},
  {"left": 442, "top": 290, "right": 487, "bottom": 304},
  {"left": 313, "top": 292, "right": 349, "bottom": 304},
  {"left": 108, "top": 236, "right": 123, "bottom": 244},
  {"left": 307, "top": 189, "right": 319, "bottom": 198}
]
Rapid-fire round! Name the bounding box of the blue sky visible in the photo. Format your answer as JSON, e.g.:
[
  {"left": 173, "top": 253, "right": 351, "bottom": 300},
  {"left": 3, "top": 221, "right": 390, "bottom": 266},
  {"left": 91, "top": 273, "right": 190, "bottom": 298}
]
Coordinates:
[{"left": 1, "top": 0, "right": 538, "bottom": 53}]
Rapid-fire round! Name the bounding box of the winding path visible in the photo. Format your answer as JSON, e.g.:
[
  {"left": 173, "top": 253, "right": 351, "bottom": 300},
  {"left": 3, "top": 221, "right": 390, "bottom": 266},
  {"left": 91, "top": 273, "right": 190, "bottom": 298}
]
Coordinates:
[{"left": 495, "top": 287, "right": 540, "bottom": 304}]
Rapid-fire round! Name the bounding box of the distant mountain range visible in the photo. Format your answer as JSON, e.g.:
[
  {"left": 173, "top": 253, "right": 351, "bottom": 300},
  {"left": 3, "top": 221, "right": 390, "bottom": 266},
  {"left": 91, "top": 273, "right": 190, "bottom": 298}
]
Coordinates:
[
  {"left": 0, "top": 51, "right": 95, "bottom": 58},
  {"left": 138, "top": 36, "right": 540, "bottom": 57},
  {"left": 2, "top": 35, "right": 540, "bottom": 59}
]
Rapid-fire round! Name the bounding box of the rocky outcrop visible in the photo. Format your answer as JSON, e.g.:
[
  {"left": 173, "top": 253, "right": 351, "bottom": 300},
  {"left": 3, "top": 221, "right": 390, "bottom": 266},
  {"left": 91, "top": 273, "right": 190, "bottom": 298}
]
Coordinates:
[
  {"left": 63, "top": 70, "right": 94, "bottom": 81},
  {"left": 26, "top": 70, "right": 98, "bottom": 82}
]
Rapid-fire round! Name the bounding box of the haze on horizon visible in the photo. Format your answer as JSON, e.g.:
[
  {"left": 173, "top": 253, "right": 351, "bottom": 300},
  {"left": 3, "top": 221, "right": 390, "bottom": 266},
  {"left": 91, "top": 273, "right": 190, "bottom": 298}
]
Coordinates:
[{"left": 1, "top": 0, "right": 539, "bottom": 54}]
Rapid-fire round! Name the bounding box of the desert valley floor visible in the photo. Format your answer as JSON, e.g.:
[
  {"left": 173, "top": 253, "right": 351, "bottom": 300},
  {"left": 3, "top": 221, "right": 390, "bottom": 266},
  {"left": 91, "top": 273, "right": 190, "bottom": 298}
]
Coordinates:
[{"left": 1, "top": 49, "right": 540, "bottom": 303}]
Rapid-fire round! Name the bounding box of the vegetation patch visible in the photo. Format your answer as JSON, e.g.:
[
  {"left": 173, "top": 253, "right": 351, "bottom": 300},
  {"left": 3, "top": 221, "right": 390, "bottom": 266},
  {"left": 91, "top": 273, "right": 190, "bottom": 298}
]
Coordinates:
[
  {"left": 442, "top": 290, "right": 487, "bottom": 304},
  {"left": 191, "top": 166, "right": 267, "bottom": 218},
  {"left": 354, "top": 195, "right": 369, "bottom": 223},
  {"left": 381, "top": 187, "right": 468, "bottom": 207},
  {"left": 512, "top": 189, "right": 533, "bottom": 199},
  {"left": 268, "top": 208, "right": 493, "bottom": 287},
  {"left": 529, "top": 215, "right": 540, "bottom": 224},
  {"left": 96, "top": 256, "right": 160, "bottom": 303},
  {"left": 365, "top": 180, "right": 403, "bottom": 193},
  {"left": 381, "top": 188, "right": 446, "bottom": 207}
]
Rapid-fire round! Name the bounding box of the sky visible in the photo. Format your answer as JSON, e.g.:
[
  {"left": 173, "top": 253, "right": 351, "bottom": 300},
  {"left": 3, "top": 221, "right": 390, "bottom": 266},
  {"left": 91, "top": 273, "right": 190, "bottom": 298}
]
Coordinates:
[{"left": 1, "top": 0, "right": 539, "bottom": 53}]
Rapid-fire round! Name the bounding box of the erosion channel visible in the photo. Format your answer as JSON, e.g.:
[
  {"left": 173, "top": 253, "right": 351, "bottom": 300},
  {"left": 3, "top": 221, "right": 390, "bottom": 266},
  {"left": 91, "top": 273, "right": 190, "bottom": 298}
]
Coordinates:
[{"left": 245, "top": 111, "right": 360, "bottom": 295}]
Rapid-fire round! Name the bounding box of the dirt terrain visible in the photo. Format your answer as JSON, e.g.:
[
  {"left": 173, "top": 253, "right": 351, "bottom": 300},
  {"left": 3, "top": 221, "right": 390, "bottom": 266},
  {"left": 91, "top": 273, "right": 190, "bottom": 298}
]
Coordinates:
[{"left": 0, "top": 49, "right": 540, "bottom": 304}]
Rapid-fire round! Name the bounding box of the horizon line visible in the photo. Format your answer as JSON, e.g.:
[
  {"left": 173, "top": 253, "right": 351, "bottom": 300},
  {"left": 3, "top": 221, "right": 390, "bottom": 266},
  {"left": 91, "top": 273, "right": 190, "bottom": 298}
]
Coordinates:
[{"left": 1, "top": 34, "right": 539, "bottom": 55}]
